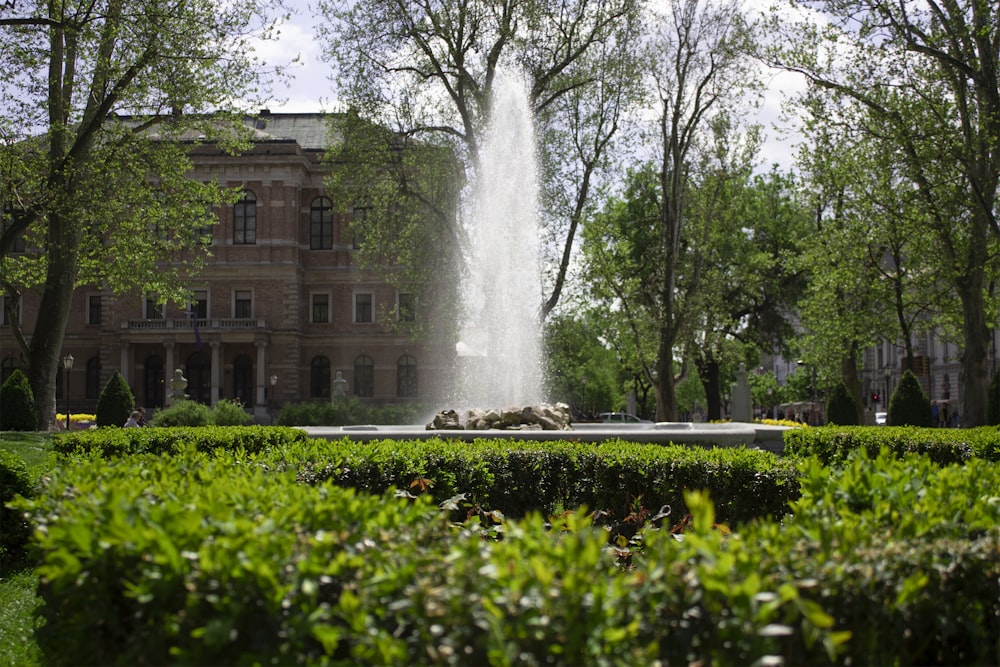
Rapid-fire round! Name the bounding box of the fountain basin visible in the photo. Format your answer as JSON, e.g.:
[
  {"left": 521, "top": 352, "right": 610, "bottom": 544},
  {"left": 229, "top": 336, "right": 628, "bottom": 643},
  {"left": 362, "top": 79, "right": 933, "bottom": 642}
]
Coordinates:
[{"left": 301, "top": 422, "right": 788, "bottom": 453}]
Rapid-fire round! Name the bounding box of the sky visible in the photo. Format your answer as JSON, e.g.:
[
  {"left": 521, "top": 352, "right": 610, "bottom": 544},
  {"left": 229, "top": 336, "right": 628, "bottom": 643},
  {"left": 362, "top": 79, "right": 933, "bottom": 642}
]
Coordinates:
[{"left": 254, "top": 0, "right": 808, "bottom": 171}]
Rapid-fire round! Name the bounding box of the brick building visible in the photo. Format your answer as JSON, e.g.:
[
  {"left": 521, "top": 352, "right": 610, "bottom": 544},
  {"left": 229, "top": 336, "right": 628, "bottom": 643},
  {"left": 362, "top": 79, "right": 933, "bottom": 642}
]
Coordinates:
[{"left": 0, "top": 112, "right": 456, "bottom": 421}]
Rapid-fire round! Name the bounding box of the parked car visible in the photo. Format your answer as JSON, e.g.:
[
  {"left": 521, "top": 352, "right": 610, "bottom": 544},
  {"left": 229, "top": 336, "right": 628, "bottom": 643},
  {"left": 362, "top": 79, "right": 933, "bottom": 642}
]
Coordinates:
[
  {"left": 598, "top": 411, "right": 652, "bottom": 424},
  {"left": 875, "top": 411, "right": 887, "bottom": 425}
]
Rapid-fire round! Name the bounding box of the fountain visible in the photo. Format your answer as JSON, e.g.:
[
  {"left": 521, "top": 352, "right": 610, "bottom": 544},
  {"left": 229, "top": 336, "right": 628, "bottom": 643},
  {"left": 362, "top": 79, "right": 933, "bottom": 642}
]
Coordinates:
[
  {"left": 454, "top": 67, "right": 544, "bottom": 409},
  {"left": 303, "top": 68, "right": 788, "bottom": 452}
]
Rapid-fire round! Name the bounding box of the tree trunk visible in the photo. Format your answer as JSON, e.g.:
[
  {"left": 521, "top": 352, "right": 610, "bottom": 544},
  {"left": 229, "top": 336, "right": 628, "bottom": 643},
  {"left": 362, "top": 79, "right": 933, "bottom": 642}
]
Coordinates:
[
  {"left": 28, "top": 210, "right": 80, "bottom": 429},
  {"left": 840, "top": 347, "right": 864, "bottom": 425},
  {"left": 956, "top": 274, "right": 990, "bottom": 427},
  {"left": 697, "top": 356, "right": 722, "bottom": 421},
  {"left": 655, "top": 335, "right": 678, "bottom": 421}
]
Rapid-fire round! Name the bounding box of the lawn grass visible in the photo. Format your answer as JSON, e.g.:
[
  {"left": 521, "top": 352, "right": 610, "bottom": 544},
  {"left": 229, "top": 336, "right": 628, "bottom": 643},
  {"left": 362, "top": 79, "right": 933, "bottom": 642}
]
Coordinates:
[{"left": 0, "top": 431, "right": 50, "bottom": 667}]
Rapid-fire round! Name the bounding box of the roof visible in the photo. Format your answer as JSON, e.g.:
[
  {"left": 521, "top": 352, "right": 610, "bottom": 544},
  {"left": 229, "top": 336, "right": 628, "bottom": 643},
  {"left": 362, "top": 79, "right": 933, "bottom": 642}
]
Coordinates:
[{"left": 247, "top": 111, "right": 341, "bottom": 150}]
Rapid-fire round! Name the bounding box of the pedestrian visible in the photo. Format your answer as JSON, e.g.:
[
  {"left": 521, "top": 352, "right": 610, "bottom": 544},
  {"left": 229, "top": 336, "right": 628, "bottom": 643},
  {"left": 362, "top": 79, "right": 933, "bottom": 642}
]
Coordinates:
[
  {"left": 136, "top": 406, "right": 148, "bottom": 426},
  {"left": 123, "top": 410, "right": 140, "bottom": 428}
]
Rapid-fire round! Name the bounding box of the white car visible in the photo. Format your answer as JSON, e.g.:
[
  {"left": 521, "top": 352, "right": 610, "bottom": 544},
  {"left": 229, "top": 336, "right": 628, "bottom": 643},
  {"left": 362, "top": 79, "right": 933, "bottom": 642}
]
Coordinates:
[
  {"left": 599, "top": 411, "right": 652, "bottom": 424},
  {"left": 875, "top": 411, "right": 887, "bottom": 425}
]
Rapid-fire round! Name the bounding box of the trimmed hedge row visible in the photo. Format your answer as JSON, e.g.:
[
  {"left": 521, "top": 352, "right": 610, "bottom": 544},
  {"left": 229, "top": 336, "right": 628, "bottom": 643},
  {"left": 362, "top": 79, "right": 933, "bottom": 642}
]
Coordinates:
[
  {"left": 0, "top": 449, "right": 34, "bottom": 560},
  {"left": 783, "top": 424, "right": 1000, "bottom": 464},
  {"left": 50, "top": 425, "right": 309, "bottom": 457},
  {"left": 14, "top": 448, "right": 838, "bottom": 666},
  {"left": 15, "top": 445, "right": 1000, "bottom": 666},
  {"left": 291, "top": 437, "right": 799, "bottom": 526}
]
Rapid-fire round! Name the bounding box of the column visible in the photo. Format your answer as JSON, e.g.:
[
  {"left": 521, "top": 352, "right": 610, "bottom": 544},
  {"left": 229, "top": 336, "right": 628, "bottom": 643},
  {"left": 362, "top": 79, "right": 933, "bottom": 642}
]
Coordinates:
[
  {"left": 255, "top": 339, "right": 268, "bottom": 408},
  {"left": 210, "top": 341, "right": 221, "bottom": 404},
  {"left": 164, "top": 341, "right": 175, "bottom": 406},
  {"left": 119, "top": 343, "right": 130, "bottom": 388}
]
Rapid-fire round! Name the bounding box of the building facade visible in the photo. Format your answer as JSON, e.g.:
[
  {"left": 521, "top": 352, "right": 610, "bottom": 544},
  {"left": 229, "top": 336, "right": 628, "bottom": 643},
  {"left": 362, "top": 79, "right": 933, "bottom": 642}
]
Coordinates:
[{"left": 0, "top": 112, "right": 455, "bottom": 421}]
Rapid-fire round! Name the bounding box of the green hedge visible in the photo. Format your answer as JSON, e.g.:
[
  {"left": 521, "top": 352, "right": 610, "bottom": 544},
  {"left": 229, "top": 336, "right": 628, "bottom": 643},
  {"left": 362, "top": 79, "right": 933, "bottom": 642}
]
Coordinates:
[
  {"left": 782, "top": 425, "right": 1000, "bottom": 464},
  {"left": 0, "top": 449, "right": 34, "bottom": 562},
  {"left": 15, "top": 445, "right": 1000, "bottom": 665},
  {"left": 290, "top": 438, "right": 799, "bottom": 526},
  {"left": 51, "top": 425, "right": 309, "bottom": 458},
  {"left": 13, "top": 448, "right": 837, "bottom": 666}
]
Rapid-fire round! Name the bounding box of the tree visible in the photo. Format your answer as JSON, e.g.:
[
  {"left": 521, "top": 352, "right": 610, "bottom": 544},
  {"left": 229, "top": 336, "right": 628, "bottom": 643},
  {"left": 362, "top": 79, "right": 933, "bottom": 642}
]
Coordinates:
[
  {"left": 0, "top": 0, "right": 286, "bottom": 428},
  {"left": 314, "top": 0, "right": 643, "bottom": 317},
  {"left": 542, "top": 311, "right": 621, "bottom": 418},
  {"left": 888, "top": 369, "right": 933, "bottom": 427},
  {"left": 761, "top": 0, "right": 1000, "bottom": 426},
  {"left": 0, "top": 368, "right": 37, "bottom": 431},
  {"left": 95, "top": 371, "right": 134, "bottom": 428},
  {"left": 637, "top": 0, "right": 759, "bottom": 420}
]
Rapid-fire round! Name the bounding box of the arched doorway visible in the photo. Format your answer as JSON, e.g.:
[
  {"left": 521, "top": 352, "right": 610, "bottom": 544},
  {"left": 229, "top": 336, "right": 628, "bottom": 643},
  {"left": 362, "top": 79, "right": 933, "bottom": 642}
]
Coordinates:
[
  {"left": 186, "top": 351, "right": 211, "bottom": 404},
  {"left": 144, "top": 355, "right": 164, "bottom": 408},
  {"left": 233, "top": 354, "right": 253, "bottom": 406}
]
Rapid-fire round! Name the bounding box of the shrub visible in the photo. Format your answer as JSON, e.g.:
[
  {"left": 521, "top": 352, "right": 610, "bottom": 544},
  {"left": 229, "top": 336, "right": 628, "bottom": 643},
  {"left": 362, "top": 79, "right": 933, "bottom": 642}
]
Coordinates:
[
  {"left": 825, "top": 380, "right": 860, "bottom": 425},
  {"left": 95, "top": 371, "right": 135, "bottom": 427},
  {"left": 151, "top": 400, "right": 212, "bottom": 427},
  {"left": 276, "top": 398, "right": 425, "bottom": 426},
  {"left": 0, "top": 449, "right": 34, "bottom": 562},
  {"left": 888, "top": 369, "right": 933, "bottom": 427},
  {"left": 0, "top": 369, "right": 37, "bottom": 431},
  {"left": 211, "top": 399, "right": 252, "bottom": 426}
]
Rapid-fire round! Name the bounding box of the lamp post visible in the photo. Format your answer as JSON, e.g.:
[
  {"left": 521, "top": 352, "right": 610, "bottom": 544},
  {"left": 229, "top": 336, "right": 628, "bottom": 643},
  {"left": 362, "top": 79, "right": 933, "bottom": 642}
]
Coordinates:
[
  {"left": 62, "top": 354, "right": 74, "bottom": 430},
  {"left": 269, "top": 374, "right": 277, "bottom": 424}
]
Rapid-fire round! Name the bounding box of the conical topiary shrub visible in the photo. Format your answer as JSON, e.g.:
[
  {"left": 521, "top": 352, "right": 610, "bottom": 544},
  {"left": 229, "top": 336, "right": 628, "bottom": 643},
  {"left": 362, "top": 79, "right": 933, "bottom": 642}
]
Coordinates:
[
  {"left": 888, "top": 369, "right": 933, "bottom": 427},
  {"left": 825, "top": 380, "right": 860, "bottom": 425},
  {"left": 96, "top": 371, "right": 135, "bottom": 427},
  {"left": 0, "top": 369, "right": 37, "bottom": 431}
]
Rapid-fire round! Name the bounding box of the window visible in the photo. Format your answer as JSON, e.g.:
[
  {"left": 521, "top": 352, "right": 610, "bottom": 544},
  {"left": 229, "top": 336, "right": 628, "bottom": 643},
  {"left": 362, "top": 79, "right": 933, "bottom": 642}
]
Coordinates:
[
  {"left": 85, "top": 357, "right": 101, "bottom": 399},
  {"left": 234, "top": 190, "right": 257, "bottom": 245},
  {"left": 354, "top": 292, "right": 373, "bottom": 323},
  {"left": 310, "top": 356, "right": 331, "bottom": 398},
  {"left": 189, "top": 290, "right": 208, "bottom": 319},
  {"left": 310, "top": 197, "right": 333, "bottom": 249},
  {"left": 354, "top": 355, "right": 374, "bottom": 397},
  {"left": 311, "top": 293, "right": 329, "bottom": 324},
  {"left": 234, "top": 290, "right": 252, "bottom": 319},
  {"left": 145, "top": 296, "right": 164, "bottom": 320},
  {"left": 398, "top": 355, "right": 417, "bottom": 398},
  {"left": 87, "top": 295, "right": 102, "bottom": 326},
  {"left": 398, "top": 293, "right": 415, "bottom": 322},
  {"left": 1, "top": 295, "right": 18, "bottom": 326}
]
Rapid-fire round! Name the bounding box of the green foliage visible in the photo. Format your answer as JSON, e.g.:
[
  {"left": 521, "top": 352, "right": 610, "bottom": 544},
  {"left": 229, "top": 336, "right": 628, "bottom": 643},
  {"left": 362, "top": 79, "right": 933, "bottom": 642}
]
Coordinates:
[
  {"left": 782, "top": 425, "right": 1000, "bottom": 465},
  {"left": 825, "top": 380, "right": 860, "bottom": 425},
  {"left": 51, "top": 426, "right": 307, "bottom": 459},
  {"left": 95, "top": 372, "right": 135, "bottom": 428},
  {"left": 0, "top": 567, "right": 42, "bottom": 667},
  {"left": 543, "top": 312, "right": 621, "bottom": 416},
  {"left": 888, "top": 369, "right": 932, "bottom": 427},
  {"left": 0, "top": 449, "right": 34, "bottom": 562},
  {"left": 275, "top": 398, "right": 424, "bottom": 426},
  {"left": 150, "top": 400, "right": 211, "bottom": 427},
  {"left": 209, "top": 399, "right": 252, "bottom": 426},
  {"left": 0, "top": 369, "right": 37, "bottom": 431}
]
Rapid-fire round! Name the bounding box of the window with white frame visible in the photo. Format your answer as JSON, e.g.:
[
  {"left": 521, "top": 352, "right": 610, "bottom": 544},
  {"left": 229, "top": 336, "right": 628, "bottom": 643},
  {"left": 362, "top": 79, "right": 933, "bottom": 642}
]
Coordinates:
[
  {"left": 234, "top": 190, "right": 257, "bottom": 245},
  {"left": 354, "top": 292, "right": 373, "bottom": 323},
  {"left": 234, "top": 290, "right": 252, "bottom": 319},
  {"left": 145, "top": 295, "right": 165, "bottom": 320}
]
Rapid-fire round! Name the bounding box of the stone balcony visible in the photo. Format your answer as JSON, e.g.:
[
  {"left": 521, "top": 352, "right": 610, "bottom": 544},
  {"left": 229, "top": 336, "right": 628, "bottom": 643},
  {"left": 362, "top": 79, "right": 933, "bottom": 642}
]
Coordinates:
[{"left": 122, "top": 318, "right": 268, "bottom": 332}]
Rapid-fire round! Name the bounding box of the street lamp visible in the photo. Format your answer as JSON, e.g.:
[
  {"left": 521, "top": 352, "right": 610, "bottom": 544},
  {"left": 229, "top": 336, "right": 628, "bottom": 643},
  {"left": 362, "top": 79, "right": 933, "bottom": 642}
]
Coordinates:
[
  {"left": 269, "top": 374, "right": 278, "bottom": 423},
  {"left": 62, "top": 354, "right": 74, "bottom": 430}
]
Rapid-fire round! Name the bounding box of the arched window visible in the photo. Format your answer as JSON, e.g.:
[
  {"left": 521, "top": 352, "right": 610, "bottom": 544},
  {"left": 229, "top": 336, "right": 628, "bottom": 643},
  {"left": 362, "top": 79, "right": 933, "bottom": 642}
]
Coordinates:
[
  {"left": 354, "top": 355, "right": 374, "bottom": 398},
  {"left": 310, "top": 197, "right": 333, "bottom": 250},
  {"left": 186, "top": 351, "right": 211, "bottom": 404},
  {"left": 234, "top": 190, "right": 257, "bottom": 245},
  {"left": 397, "top": 355, "right": 417, "bottom": 398},
  {"left": 85, "top": 357, "right": 101, "bottom": 400},
  {"left": 144, "top": 355, "right": 164, "bottom": 408},
  {"left": 310, "top": 356, "right": 331, "bottom": 398},
  {"left": 233, "top": 354, "right": 253, "bottom": 406}
]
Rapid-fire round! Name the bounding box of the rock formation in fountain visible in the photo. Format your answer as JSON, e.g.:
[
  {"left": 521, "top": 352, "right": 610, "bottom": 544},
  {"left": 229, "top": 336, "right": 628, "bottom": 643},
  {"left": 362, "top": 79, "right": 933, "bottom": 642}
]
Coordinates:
[
  {"left": 454, "top": 67, "right": 544, "bottom": 409},
  {"left": 427, "top": 403, "right": 572, "bottom": 431}
]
